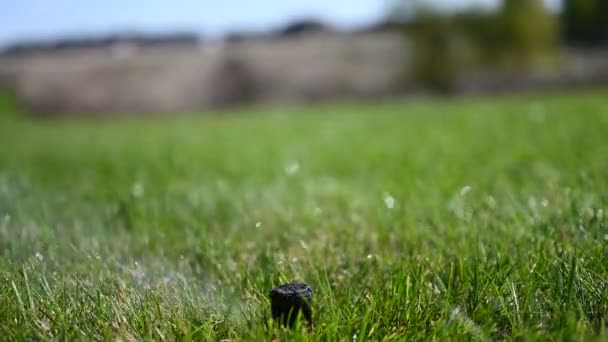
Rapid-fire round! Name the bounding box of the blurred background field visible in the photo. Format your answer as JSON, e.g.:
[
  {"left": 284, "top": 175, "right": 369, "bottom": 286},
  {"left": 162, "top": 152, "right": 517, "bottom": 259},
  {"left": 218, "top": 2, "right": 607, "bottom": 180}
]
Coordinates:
[
  {"left": 1, "top": 0, "right": 608, "bottom": 340},
  {"left": 0, "top": 0, "right": 607, "bottom": 116}
]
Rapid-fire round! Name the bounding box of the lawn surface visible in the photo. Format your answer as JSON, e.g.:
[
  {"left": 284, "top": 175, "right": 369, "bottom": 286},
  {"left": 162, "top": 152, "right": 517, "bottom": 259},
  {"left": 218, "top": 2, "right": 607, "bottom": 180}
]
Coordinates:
[{"left": 1, "top": 90, "right": 607, "bottom": 340}]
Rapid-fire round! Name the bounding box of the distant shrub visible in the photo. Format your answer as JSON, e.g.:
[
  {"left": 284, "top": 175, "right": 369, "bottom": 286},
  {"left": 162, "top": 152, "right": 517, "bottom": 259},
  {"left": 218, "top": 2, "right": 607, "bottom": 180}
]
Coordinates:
[
  {"left": 562, "top": 0, "right": 608, "bottom": 46},
  {"left": 209, "top": 57, "right": 259, "bottom": 107},
  {"left": 407, "top": 12, "right": 471, "bottom": 92},
  {"left": 278, "top": 19, "right": 332, "bottom": 37},
  {"left": 495, "top": 0, "right": 558, "bottom": 68},
  {"left": 397, "top": 0, "right": 559, "bottom": 91}
]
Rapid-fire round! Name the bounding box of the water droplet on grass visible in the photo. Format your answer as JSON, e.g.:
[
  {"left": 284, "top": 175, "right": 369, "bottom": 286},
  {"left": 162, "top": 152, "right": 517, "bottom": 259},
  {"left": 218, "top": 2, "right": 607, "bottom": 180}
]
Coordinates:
[
  {"left": 383, "top": 193, "right": 395, "bottom": 209},
  {"left": 460, "top": 186, "right": 472, "bottom": 196},
  {"left": 528, "top": 196, "right": 537, "bottom": 210},
  {"left": 285, "top": 161, "right": 300, "bottom": 175},
  {"left": 131, "top": 262, "right": 145, "bottom": 280},
  {"left": 131, "top": 182, "right": 145, "bottom": 198},
  {"left": 486, "top": 196, "right": 497, "bottom": 209}
]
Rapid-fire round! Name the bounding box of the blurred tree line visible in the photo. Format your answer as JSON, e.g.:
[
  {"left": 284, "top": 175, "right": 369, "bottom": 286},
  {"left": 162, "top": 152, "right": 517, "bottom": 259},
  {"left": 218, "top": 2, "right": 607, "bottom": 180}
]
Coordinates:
[
  {"left": 394, "top": 0, "right": 608, "bottom": 91},
  {"left": 562, "top": 0, "right": 608, "bottom": 46}
]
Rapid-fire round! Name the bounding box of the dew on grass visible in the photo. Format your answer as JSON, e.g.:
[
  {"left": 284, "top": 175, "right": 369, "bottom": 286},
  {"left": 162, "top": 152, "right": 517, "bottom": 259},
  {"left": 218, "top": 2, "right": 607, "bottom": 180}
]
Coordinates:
[
  {"left": 584, "top": 207, "right": 595, "bottom": 220},
  {"left": 383, "top": 192, "right": 395, "bottom": 209},
  {"left": 528, "top": 196, "right": 537, "bottom": 210},
  {"left": 131, "top": 262, "right": 145, "bottom": 280},
  {"left": 131, "top": 182, "right": 145, "bottom": 198},
  {"left": 36, "top": 318, "right": 51, "bottom": 333},
  {"left": 460, "top": 185, "right": 472, "bottom": 196},
  {"left": 427, "top": 281, "right": 441, "bottom": 294},
  {"left": 486, "top": 196, "right": 497, "bottom": 209},
  {"left": 285, "top": 161, "right": 300, "bottom": 175},
  {"left": 450, "top": 306, "right": 461, "bottom": 318}
]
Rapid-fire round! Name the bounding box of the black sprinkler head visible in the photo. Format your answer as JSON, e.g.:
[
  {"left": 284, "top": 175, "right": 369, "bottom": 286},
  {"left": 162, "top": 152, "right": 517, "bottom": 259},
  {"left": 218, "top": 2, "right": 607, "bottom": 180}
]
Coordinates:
[{"left": 269, "top": 283, "right": 313, "bottom": 327}]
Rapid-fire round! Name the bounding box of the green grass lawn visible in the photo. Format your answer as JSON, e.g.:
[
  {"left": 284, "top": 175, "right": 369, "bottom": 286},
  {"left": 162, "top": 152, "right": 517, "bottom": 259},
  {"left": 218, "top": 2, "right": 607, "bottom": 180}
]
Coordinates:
[{"left": 1, "top": 90, "right": 607, "bottom": 340}]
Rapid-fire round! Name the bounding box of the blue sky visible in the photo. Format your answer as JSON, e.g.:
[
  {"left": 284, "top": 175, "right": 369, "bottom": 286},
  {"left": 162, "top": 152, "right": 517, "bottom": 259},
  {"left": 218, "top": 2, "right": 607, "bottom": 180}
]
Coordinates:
[{"left": 0, "top": 0, "right": 560, "bottom": 46}]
